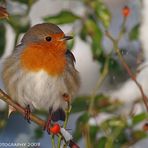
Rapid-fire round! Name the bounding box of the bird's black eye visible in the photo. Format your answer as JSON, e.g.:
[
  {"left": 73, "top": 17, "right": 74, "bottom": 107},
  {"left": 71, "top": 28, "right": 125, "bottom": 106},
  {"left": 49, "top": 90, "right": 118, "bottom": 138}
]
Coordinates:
[{"left": 46, "top": 36, "right": 52, "bottom": 42}]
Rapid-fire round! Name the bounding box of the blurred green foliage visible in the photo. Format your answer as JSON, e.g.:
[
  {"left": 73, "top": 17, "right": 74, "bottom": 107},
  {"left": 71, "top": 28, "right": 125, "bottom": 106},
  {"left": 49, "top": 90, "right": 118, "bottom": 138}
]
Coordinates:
[
  {"left": 0, "top": 0, "right": 147, "bottom": 148},
  {"left": 44, "top": 10, "right": 80, "bottom": 25},
  {"left": 0, "top": 110, "right": 7, "bottom": 130},
  {"left": 12, "top": 0, "right": 38, "bottom": 5},
  {"left": 129, "top": 24, "right": 140, "bottom": 40}
]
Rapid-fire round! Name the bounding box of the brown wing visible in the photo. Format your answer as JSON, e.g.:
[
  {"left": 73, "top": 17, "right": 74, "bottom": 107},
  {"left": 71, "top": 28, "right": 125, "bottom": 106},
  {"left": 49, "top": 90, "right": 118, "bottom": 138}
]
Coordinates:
[{"left": 66, "top": 50, "right": 76, "bottom": 67}]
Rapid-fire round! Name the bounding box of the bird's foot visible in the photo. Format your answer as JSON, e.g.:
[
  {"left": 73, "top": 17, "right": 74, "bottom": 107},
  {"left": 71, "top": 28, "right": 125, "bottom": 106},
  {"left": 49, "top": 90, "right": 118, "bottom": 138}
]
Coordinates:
[{"left": 24, "top": 105, "right": 31, "bottom": 123}]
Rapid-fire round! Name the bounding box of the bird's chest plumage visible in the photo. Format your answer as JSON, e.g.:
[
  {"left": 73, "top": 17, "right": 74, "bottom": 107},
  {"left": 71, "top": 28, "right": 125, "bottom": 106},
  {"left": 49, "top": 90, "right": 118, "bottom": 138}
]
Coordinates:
[
  {"left": 3, "top": 53, "right": 79, "bottom": 111},
  {"left": 15, "top": 70, "right": 69, "bottom": 111},
  {"left": 2, "top": 43, "right": 80, "bottom": 111},
  {"left": 20, "top": 43, "right": 67, "bottom": 76}
]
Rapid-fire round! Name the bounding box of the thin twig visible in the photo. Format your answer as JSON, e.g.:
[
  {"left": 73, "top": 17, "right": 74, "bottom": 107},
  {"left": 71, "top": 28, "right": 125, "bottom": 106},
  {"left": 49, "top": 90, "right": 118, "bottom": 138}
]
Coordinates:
[
  {"left": 82, "top": 124, "right": 91, "bottom": 148},
  {"left": 0, "top": 89, "right": 45, "bottom": 127},
  {"left": 86, "top": 54, "right": 110, "bottom": 148},
  {"left": 115, "top": 47, "right": 148, "bottom": 112},
  {"left": 106, "top": 31, "right": 148, "bottom": 112},
  {"left": 88, "top": 56, "right": 109, "bottom": 114}
]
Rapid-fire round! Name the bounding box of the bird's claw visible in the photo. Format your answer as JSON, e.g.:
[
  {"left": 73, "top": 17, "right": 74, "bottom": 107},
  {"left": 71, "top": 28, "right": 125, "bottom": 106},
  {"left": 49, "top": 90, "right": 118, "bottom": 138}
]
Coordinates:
[
  {"left": 24, "top": 105, "right": 31, "bottom": 123},
  {"left": 44, "top": 116, "right": 52, "bottom": 134}
]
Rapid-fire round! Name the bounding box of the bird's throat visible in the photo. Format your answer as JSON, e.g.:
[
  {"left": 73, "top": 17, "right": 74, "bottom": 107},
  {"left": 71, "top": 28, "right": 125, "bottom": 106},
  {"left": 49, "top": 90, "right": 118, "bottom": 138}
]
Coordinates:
[{"left": 21, "top": 43, "right": 67, "bottom": 76}]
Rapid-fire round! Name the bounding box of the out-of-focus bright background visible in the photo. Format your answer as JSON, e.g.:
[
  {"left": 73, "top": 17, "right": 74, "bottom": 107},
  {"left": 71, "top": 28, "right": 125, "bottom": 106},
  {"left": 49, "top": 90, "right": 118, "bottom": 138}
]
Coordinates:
[{"left": 1, "top": 0, "right": 148, "bottom": 147}]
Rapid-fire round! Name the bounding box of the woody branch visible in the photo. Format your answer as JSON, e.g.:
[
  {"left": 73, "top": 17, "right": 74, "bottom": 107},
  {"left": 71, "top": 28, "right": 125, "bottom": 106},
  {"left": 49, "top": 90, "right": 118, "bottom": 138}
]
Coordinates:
[{"left": 0, "top": 88, "right": 79, "bottom": 148}]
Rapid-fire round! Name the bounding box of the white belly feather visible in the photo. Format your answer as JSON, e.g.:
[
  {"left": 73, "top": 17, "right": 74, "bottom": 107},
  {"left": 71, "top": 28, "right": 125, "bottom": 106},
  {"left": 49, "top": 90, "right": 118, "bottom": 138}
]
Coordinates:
[
  {"left": 17, "top": 70, "right": 69, "bottom": 111},
  {"left": 5, "top": 69, "right": 78, "bottom": 111}
]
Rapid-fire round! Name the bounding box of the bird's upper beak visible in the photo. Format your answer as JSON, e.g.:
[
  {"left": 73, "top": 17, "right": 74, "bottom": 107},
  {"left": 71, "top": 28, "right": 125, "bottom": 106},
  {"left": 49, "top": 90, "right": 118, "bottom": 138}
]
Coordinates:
[{"left": 60, "top": 36, "right": 73, "bottom": 41}]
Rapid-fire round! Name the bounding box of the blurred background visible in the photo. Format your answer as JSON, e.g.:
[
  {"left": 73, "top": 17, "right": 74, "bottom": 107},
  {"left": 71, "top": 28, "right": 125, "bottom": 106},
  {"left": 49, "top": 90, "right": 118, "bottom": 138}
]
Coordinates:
[{"left": 1, "top": 0, "right": 148, "bottom": 147}]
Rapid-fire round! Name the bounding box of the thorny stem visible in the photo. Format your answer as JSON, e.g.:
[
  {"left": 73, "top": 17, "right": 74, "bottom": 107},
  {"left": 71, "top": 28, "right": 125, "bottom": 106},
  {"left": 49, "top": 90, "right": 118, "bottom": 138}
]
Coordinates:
[
  {"left": 58, "top": 102, "right": 71, "bottom": 148},
  {"left": 0, "top": 89, "right": 79, "bottom": 148},
  {"left": 106, "top": 31, "right": 148, "bottom": 112}
]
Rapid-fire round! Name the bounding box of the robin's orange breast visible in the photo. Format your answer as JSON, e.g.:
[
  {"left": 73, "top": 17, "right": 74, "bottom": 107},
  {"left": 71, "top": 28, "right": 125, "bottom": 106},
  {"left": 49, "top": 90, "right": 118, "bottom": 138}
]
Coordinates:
[{"left": 21, "top": 42, "right": 67, "bottom": 76}]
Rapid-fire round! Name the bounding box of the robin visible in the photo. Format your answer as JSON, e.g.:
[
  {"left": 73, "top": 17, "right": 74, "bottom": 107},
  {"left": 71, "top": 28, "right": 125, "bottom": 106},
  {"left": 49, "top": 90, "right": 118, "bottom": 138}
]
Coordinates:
[{"left": 2, "top": 23, "right": 80, "bottom": 130}]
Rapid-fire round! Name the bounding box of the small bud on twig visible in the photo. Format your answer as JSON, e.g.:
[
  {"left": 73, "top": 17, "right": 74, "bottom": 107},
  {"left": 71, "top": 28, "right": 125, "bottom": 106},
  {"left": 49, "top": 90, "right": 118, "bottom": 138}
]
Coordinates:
[{"left": 122, "top": 6, "right": 130, "bottom": 17}]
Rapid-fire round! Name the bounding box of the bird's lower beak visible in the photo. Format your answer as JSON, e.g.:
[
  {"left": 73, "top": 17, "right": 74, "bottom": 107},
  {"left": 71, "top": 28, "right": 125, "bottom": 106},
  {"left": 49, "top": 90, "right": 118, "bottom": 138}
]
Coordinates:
[{"left": 61, "top": 36, "right": 73, "bottom": 41}]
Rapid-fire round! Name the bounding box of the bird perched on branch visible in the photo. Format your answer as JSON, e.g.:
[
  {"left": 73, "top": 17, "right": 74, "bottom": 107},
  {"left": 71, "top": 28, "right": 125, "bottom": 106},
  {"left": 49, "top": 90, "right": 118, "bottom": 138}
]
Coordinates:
[{"left": 2, "top": 23, "right": 80, "bottom": 130}]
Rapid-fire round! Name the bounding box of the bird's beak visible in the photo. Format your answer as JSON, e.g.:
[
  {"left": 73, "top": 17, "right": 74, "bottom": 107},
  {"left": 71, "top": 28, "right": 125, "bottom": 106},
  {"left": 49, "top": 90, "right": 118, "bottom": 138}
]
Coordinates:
[{"left": 61, "top": 36, "right": 73, "bottom": 41}]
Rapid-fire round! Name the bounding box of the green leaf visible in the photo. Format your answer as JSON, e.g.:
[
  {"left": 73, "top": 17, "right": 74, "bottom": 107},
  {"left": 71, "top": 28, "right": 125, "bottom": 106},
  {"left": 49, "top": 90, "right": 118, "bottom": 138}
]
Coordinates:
[
  {"left": 85, "top": 18, "right": 103, "bottom": 58},
  {"left": 0, "top": 23, "right": 6, "bottom": 57},
  {"left": 109, "top": 58, "right": 122, "bottom": 74},
  {"left": 73, "top": 122, "right": 82, "bottom": 142},
  {"left": 91, "top": 36, "right": 102, "bottom": 59},
  {"left": 86, "top": 0, "right": 111, "bottom": 28},
  {"left": 97, "top": 137, "right": 107, "bottom": 148},
  {"left": 98, "top": 4, "right": 111, "bottom": 29},
  {"left": 71, "top": 96, "right": 89, "bottom": 113},
  {"left": 105, "top": 125, "right": 125, "bottom": 148},
  {"left": 114, "top": 129, "right": 128, "bottom": 146},
  {"left": 90, "top": 125, "right": 99, "bottom": 141},
  {"left": 73, "top": 112, "right": 90, "bottom": 141},
  {"left": 77, "top": 112, "right": 90, "bottom": 124},
  {"left": 97, "top": 53, "right": 106, "bottom": 71},
  {"left": 133, "top": 130, "right": 147, "bottom": 140},
  {"left": 129, "top": 24, "right": 139, "bottom": 40},
  {"left": 132, "top": 113, "right": 148, "bottom": 125},
  {"left": 85, "top": 17, "right": 102, "bottom": 40},
  {"left": 79, "top": 24, "right": 87, "bottom": 41},
  {"left": 44, "top": 11, "right": 80, "bottom": 25},
  {"left": 108, "top": 119, "right": 125, "bottom": 127}
]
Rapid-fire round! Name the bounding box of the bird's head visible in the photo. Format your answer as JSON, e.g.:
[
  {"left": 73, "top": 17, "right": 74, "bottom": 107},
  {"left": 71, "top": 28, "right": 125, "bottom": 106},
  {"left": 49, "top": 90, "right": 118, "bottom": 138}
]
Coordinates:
[
  {"left": 20, "top": 23, "right": 73, "bottom": 75},
  {"left": 21, "top": 23, "right": 72, "bottom": 52}
]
